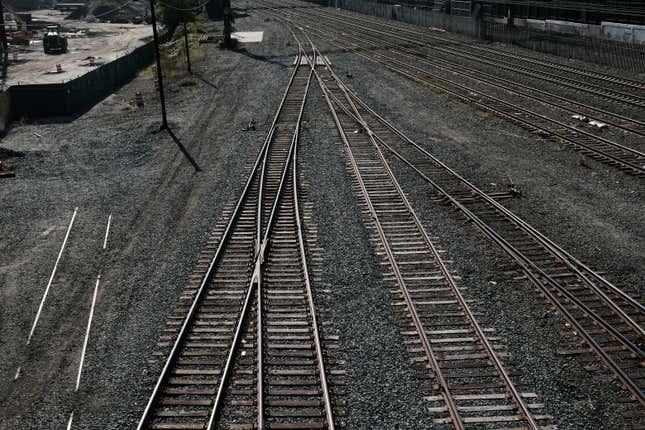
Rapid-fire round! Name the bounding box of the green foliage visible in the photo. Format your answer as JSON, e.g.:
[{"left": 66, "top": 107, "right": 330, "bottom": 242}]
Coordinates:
[{"left": 157, "top": 0, "right": 202, "bottom": 31}]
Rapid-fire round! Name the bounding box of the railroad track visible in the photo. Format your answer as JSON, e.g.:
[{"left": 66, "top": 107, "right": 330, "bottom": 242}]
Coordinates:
[
  {"left": 304, "top": 42, "right": 645, "bottom": 412},
  {"left": 308, "top": 40, "right": 556, "bottom": 429},
  {"left": 292, "top": 15, "right": 645, "bottom": 139},
  {"left": 267, "top": 5, "right": 645, "bottom": 176},
  {"left": 137, "top": 48, "right": 338, "bottom": 430},
  {"left": 284, "top": 3, "right": 645, "bottom": 109}
]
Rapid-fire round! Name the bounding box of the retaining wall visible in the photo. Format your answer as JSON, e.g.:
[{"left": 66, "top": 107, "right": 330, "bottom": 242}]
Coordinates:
[
  {"left": 9, "top": 37, "right": 156, "bottom": 119},
  {"left": 602, "top": 22, "right": 645, "bottom": 46}
]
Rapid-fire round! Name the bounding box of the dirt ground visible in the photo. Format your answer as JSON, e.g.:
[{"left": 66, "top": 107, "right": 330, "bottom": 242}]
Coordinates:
[
  {"left": 5, "top": 9, "right": 151, "bottom": 87},
  {"left": 0, "top": 11, "right": 294, "bottom": 429},
  {"left": 0, "top": 2, "right": 643, "bottom": 429}
]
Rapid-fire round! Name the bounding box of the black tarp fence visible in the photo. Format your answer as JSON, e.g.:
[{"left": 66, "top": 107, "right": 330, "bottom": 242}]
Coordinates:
[{"left": 9, "top": 34, "right": 164, "bottom": 119}]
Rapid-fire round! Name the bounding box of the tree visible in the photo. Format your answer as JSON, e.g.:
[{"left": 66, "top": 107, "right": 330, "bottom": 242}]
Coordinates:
[{"left": 157, "top": 0, "right": 201, "bottom": 33}]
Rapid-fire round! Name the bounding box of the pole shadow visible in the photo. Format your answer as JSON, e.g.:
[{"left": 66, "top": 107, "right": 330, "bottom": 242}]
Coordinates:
[
  {"left": 164, "top": 126, "right": 202, "bottom": 172},
  {"left": 192, "top": 72, "right": 219, "bottom": 89}
]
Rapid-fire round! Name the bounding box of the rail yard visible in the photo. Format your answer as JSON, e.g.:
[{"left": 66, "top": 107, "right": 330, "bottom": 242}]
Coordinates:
[{"left": 0, "top": 0, "right": 643, "bottom": 429}]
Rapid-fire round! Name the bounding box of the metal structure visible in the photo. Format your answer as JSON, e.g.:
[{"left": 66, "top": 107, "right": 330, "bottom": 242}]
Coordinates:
[
  {"left": 313, "top": 47, "right": 548, "bottom": 428},
  {"left": 272, "top": 1, "right": 644, "bottom": 409}
]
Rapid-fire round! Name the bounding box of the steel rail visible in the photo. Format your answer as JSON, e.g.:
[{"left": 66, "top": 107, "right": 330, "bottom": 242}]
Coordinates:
[
  {"left": 349, "top": 40, "right": 645, "bottom": 173},
  {"left": 317, "top": 67, "right": 645, "bottom": 403},
  {"left": 136, "top": 48, "right": 305, "bottom": 430},
  {"left": 315, "top": 65, "right": 466, "bottom": 430},
  {"left": 271, "top": 9, "right": 645, "bottom": 175},
  {"left": 212, "top": 53, "right": 309, "bottom": 428},
  {"left": 254, "top": 49, "right": 315, "bottom": 429},
  {"left": 319, "top": 67, "right": 644, "bottom": 347},
  {"left": 325, "top": 77, "right": 645, "bottom": 404},
  {"left": 289, "top": 9, "right": 645, "bottom": 158},
  {"left": 260, "top": 2, "right": 645, "bottom": 92},
  {"left": 300, "top": 16, "right": 645, "bottom": 138},
  {"left": 252, "top": 50, "right": 313, "bottom": 428},
  {"left": 342, "top": 86, "right": 645, "bottom": 323},
  {"left": 303, "top": 38, "right": 644, "bottom": 400},
  {"left": 375, "top": 136, "right": 645, "bottom": 405},
  {"left": 289, "top": 44, "right": 336, "bottom": 430},
  {"left": 318, "top": 54, "right": 541, "bottom": 429},
  {"left": 284, "top": 3, "right": 645, "bottom": 320},
  {"left": 291, "top": 2, "right": 645, "bottom": 92},
  {"left": 283, "top": 3, "right": 645, "bottom": 404},
  {"left": 302, "top": 24, "right": 540, "bottom": 426},
  {"left": 255, "top": 265, "right": 264, "bottom": 430},
  {"left": 208, "top": 266, "right": 259, "bottom": 430},
  {"left": 286, "top": 4, "right": 645, "bottom": 107}
]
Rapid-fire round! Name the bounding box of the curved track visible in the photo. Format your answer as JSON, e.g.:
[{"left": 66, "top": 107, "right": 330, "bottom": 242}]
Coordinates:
[{"left": 286, "top": 3, "right": 645, "bottom": 106}]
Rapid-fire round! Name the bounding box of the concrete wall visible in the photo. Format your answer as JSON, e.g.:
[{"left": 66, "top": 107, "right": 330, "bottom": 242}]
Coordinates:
[{"left": 9, "top": 37, "right": 158, "bottom": 119}]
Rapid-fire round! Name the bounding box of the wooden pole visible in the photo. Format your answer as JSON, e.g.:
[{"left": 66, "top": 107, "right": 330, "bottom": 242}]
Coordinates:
[
  {"left": 150, "top": 0, "right": 168, "bottom": 129},
  {"left": 183, "top": 21, "right": 191, "bottom": 73}
]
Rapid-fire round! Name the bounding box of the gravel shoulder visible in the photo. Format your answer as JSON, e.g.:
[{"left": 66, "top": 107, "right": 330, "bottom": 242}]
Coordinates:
[
  {"left": 1, "top": 3, "right": 643, "bottom": 430},
  {"left": 0, "top": 11, "right": 295, "bottom": 429}
]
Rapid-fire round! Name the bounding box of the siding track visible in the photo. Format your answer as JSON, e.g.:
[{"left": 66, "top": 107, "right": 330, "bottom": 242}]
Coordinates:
[
  {"left": 267, "top": 3, "right": 645, "bottom": 176},
  {"left": 137, "top": 48, "right": 338, "bottom": 430},
  {"left": 313, "top": 47, "right": 556, "bottom": 430},
  {"left": 308, "top": 44, "right": 645, "bottom": 412}
]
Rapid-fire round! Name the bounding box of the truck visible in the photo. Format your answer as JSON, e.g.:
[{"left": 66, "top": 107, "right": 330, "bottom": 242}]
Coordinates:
[{"left": 43, "top": 25, "right": 68, "bottom": 54}]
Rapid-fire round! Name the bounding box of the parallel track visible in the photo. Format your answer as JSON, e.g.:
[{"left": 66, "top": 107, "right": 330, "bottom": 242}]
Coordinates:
[
  {"left": 295, "top": 12, "right": 645, "bottom": 138},
  {"left": 138, "top": 48, "right": 336, "bottom": 430},
  {"left": 268, "top": 3, "right": 645, "bottom": 176},
  {"left": 309, "top": 44, "right": 645, "bottom": 408},
  {"left": 288, "top": 3, "right": 645, "bottom": 104},
  {"left": 313, "top": 43, "right": 555, "bottom": 429}
]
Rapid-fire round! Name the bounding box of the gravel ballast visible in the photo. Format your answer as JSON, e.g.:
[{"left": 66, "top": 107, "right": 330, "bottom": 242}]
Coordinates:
[
  {"left": 0, "top": 12, "right": 296, "bottom": 429},
  {"left": 1, "top": 2, "right": 643, "bottom": 429},
  {"left": 301, "top": 83, "right": 435, "bottom": 429}
]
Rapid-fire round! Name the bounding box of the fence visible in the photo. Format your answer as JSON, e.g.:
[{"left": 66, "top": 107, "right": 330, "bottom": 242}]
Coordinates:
[
  {"left": 483, "top": 21, "right": 645, "bottom": 73},
  {"left": 334, "top": 0, "right": 645, "bottom": 73},
  {"left": 9, "top": 36, "right": 159, "bottom": 119},
  {"left": 337, "top": 0, "right": 477, "bottom": 36}
]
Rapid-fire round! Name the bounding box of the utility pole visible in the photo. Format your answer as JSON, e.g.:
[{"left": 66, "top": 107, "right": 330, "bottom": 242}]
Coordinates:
[
  {"left": 183, "top": 21, "right": 191, "bottom": 73},
  {"left": 223, "top": 0, "right": 233, "bottom": 47},
  {"left": 149, "top": 0, "right": 168, "bottom": 129},
  {"left": 0, "top": 1, "right": 8, "bottom": 66}
]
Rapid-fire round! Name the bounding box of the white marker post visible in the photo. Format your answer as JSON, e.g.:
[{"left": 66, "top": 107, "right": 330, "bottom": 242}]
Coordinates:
[{"left": 27, "top": 208, "right": 79, "bottom": 345}]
